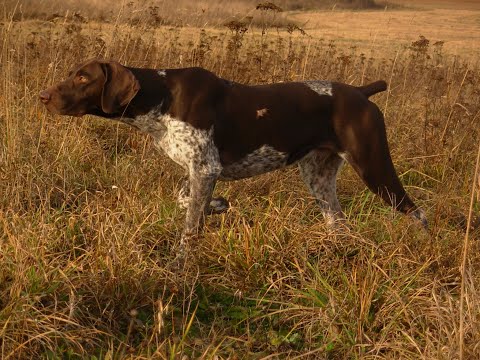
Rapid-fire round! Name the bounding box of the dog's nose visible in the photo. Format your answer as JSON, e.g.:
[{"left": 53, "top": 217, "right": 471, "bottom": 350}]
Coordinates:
[{"left": 39, "top": 90, "right": 51, "bottom": 104}]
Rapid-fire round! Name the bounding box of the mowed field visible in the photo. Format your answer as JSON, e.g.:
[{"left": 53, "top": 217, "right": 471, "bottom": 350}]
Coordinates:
[
  {"left": 0, "top": 0, "right": 480, "bottom": 359},
  {"left": 291, "top": 5, "right": 480, "bottom": 57}
]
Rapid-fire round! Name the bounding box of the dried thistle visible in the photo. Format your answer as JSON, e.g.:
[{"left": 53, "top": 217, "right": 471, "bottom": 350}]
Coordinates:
[
  {"left": 286, "top": 23, "right": 306, "bottom": 35},
  {"left": 410, "top": 35, "right": 430, "bottom": 53},
  {"left": 224, "top": 20, "right": 248, "bottom": 34},
  {"left": 256, "top": 2, "right": 283, "bottom": 12},
  {"left": 72, "top": 12, "right": 87, "bottom": 23}
]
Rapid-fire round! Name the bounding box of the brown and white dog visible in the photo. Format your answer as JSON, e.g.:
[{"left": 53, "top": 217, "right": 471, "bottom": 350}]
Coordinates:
[{"left": 40, "top": 59, "right": 427, "bottom": 248}]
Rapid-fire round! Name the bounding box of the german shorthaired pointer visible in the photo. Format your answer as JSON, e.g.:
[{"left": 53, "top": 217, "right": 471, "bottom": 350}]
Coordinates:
[{"left": 40, "top": 59, "right": 427, "bottom": 249}]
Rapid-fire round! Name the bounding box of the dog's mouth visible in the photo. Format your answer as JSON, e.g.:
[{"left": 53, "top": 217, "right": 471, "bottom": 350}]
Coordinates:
[{"left": 43, "top": 101, "right": 87, "bottom": 117}]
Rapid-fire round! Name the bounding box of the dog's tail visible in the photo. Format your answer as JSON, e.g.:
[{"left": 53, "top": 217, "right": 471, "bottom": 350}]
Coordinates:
[{"left": 357, "top": 80, "right": 387, "bottom": 98}]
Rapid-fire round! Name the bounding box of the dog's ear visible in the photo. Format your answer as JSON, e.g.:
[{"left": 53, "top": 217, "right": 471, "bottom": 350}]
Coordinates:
[{"left": 100, "top": 61, "right": 140, "bottom": 114}]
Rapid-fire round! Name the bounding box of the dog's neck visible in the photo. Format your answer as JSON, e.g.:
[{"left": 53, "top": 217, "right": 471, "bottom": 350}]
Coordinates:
[
  {"left": 89, "top": 67, "right": 172, "bottom": 120},
  {"left": 125, "top": 67, "right": 172, "bottom": 117}
]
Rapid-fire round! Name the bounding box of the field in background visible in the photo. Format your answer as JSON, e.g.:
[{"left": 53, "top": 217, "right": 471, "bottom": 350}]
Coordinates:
[
  {"left": 1, "top": 0, "right": 480, "bottom": 359},
  {"left": 394, "top": 0, "right": 480, "bottom": 10},
  {"left": 291, "top": 7, "right": 480, "bottom": 57}
]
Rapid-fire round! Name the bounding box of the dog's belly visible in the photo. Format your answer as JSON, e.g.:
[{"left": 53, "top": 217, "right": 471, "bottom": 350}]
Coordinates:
[{"left": 219, "top": 145, "right": 289, "bottom": 180}]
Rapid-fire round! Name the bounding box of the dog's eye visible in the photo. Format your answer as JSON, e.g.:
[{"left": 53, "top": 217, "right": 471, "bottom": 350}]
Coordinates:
[{"left": 77, "top": 75, "right": 89, "bottom": 83}]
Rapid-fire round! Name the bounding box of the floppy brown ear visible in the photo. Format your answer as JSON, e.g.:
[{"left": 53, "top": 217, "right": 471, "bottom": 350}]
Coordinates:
[{"left": 101, "top": 61, "right": 140, "bottom": 114}]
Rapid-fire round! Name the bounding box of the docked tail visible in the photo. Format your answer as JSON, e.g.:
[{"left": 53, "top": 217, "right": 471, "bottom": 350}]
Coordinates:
[{"left": 357, "top": 80, "right": 387, "bottom": 98}]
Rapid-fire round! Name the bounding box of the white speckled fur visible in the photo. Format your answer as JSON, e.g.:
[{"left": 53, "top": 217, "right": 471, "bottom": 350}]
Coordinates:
[
  {"left": 155, "top": 115, "right": 222, "bottom": 176},
  {"left": 220, "top": 145, "right": 288, "bottom": 180},
  {"left": 123, "top": 110, "right": 222, "bottom": 243},
  {"left": 304, "top": 80, "right": 333, "bottom": 96},
  {"left": 298, "top": 150, "right": 345, "bottom": 227},
  {"left": 126, "top": 110, "right": 222, "bottom": 176},
  {"left": 124, "top": 106, "right": 165, "bottom": 136}
]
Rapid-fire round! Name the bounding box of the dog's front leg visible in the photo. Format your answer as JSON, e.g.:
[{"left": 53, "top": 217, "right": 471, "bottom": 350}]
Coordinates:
[
  {"left": 180, "top": 171, "right": 219, "bottom": 249},
  {"left": 177, "top": 176, "right": 191, "bottom": 210},
  {"left": 178, "top": 176, "right": 229, "bottom": 214}
]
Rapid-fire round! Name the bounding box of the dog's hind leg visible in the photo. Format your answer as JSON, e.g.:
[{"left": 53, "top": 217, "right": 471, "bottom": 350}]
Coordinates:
[
  {"left": 338, "top": 102, "right": 427, "bottom": 228},
  {"left": 299, "top": 150, "right": 345, "bottom": 227}
]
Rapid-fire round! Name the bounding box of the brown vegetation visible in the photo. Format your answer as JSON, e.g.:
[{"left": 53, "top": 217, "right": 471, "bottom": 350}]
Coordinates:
[{"left": 0, "top": 0, "right": 479, "bottom": 359}]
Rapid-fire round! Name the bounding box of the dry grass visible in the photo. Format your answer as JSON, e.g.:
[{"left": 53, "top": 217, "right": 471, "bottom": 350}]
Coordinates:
[{"left": 1, "top": 0, "right": 480, "bottom": 359}]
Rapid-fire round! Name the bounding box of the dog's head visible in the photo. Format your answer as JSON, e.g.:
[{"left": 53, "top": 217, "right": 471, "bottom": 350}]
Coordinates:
[{"left": 39, "top": 59, "right": 140, "bottom": 116}]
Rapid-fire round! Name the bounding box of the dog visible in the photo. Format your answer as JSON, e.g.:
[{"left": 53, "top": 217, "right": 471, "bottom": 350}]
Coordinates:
[{"left": 40, "top": 59, "right": 427, "bottom": 249}]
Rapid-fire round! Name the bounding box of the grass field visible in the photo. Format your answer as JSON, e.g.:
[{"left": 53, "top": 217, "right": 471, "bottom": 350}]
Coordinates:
[{"left": 1, "top": 0, "right": 480, "bottom": 359}]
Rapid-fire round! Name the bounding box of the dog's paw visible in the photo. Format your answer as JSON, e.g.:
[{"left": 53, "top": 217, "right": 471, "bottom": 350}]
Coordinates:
[
  {"left": 208, "top": 196, "right": 229, "bottom": 214},
  {"left": 410, "top": 208, "right": 428, "bottom": 230}
]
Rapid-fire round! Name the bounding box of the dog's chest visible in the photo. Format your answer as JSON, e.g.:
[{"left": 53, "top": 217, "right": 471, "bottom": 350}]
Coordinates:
[{"left": 158, "top": 117, "right": 218, "bottom": 170}]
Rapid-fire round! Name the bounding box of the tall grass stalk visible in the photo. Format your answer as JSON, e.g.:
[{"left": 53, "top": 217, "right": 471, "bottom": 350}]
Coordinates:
[{"left": 459, "top": 140, "right": 480, "bottom": 360}]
